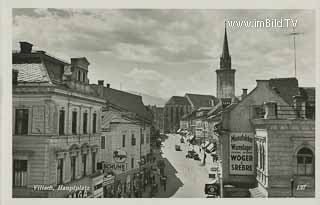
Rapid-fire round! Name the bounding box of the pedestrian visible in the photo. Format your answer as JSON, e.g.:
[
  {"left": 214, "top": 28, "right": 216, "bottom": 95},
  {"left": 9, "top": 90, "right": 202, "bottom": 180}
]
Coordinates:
[{"left": 200, "top": 147, "right": 201, "bottom": 152}]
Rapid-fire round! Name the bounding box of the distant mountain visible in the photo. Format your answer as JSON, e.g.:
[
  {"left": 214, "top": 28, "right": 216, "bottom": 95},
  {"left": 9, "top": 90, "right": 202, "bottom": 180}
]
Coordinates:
[{"left": 126, "top": 91, "right": 167, "bottom": 107}]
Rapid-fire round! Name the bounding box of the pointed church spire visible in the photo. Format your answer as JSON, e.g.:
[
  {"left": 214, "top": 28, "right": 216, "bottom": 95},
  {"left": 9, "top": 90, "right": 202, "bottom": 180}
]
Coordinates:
[
  {"left": 220, "top": 21, "right": 231, "bottom": 69},
  {"left": 222, "top": 21, "right": 230, "bottom": 59}
]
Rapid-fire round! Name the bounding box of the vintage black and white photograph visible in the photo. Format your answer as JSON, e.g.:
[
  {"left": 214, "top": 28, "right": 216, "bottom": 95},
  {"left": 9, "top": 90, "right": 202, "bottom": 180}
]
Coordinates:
[{"left": 9, "top": 8, "right": 316, "bottom": 198}]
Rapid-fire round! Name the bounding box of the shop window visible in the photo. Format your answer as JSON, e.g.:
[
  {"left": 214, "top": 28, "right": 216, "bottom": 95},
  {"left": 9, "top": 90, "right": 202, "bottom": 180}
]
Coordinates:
[
  {"left": 57, "top": 158, "right": 64, "bottom": 185},
  {"left": 83, "top": 112, "right": 88, "bottom": 134},
  {"left": 71, "top": 156, "right": 76, "bottom": 180},
  {"left": 92, "top": 113, "right": 97, "bottom": 133},
  {"left": 13, "top": 159, "right": 28, "bottom": 187},
  {"left": 72, "top": 111, "right": 77, "bottom": 134},
  {"left": 297, "top": 147, "right": 314, "bottom": 176},
  {"left": 101, "top": 136, "right": 105, "bottom": 149},
  {"left": 15, "top": 109, "right": 29, "bottom": 135},
  {"left": 59, "top": 110, "right": 65, "bottom": 135}
]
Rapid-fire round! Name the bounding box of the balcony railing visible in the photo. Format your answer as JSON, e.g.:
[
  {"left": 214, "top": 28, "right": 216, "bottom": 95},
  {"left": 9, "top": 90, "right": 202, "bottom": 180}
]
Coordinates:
[{"left": 251, "top": 105, "right": 314, "bottom": 120}]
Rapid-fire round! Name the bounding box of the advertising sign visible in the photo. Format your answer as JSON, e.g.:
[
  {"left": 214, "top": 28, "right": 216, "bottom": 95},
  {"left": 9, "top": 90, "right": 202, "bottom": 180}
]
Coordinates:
[
  {"left": 205, "top": 184, "right": 219, "bottom": 195},
  {"left": 229, "top": 133, "right": 254, "bottom": 175}
]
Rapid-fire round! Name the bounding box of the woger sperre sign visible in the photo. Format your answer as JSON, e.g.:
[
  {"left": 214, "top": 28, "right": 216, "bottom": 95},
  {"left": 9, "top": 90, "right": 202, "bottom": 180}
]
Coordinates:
[{"left": 229, "top": 133, "right": 254, "bottom": 175}]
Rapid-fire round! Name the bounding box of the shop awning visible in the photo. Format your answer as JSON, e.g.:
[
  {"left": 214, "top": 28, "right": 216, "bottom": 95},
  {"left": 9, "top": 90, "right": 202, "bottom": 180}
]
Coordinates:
[
  {"left": 189, "top": 135, "right": 195, "bottom": 141},
  {"left": 206, "top": 143, "right": 215, "bottom": 153},
  {"left": 202, "top": 141, "right": 210, "bottom": 148},
  {"left": 208, "top": 179, "right": 219, "bottom": 184}
]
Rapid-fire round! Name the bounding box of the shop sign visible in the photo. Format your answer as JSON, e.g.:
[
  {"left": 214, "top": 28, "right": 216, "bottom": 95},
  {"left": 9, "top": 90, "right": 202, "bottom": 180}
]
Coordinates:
[
  {"left": 296, "top": 184, "right": 308, "bottom": 191},
  {"left": 103, "top": 175, "right": 115, "bottom": 186},
  {"left": 205, "top": 184, "right": 219, "bottom": 195},
  {"left": 67, "top": 190, "right": 88, "bottom": 198},
  {"left": 140, "top": 156, "right": 146, "bottom": 165},
  {"left": 104, "top": 163, "right": 127, "bottom": 172},
  {"left": 113, "top": 149, "right": 127, "bottom": 163},
  {"left": 229, "top": 133, "right": 254, "bottom": 175}
]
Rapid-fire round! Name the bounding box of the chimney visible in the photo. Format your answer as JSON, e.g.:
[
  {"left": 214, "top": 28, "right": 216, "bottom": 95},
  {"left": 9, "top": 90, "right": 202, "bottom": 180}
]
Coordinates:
[
  {"left": 12, "top": 70, "right": 18, "bottom": 85},
  {"left": 97, "top": 80, "right": 104, "bottom": 97},
  {"left": 241, "top": 89, "right": 248, "bottom": 99},
  {"left": 106, "top": 83, "right": 110, "bottom": 88},
  {"left": 293, "top": 95, "right": 306, "bottom": 118},
  {"left": 19, "top": 42, "right": 33, "bottom": 54},
  {"left": 98, "top": 80, "right": 104, "bottom": 86},
  {"left": 263, "top": 102, "right": 277, "bottom": 119}
]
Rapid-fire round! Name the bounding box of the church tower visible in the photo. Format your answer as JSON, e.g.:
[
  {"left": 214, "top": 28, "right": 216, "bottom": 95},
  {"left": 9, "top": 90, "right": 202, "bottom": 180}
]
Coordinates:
[{"left": 216, "top": 22, "right": 236, "bottom": 99}]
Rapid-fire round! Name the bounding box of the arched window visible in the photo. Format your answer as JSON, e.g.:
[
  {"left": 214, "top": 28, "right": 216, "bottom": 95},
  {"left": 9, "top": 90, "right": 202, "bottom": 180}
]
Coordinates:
[{"left": 297, "top": 147, "right": 314, "bottom": 176}]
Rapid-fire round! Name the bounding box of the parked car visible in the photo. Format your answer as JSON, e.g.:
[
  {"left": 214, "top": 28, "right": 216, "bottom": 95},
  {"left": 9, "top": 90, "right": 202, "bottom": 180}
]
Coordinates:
[
  {"left": 175, "top": 145, "right": 181, "bottom": 151},
  {"left": 186, "top": 150, "right": 196, "bottom": 158},
  {"left": 193, "top": 153, "right": 201, "bottom": 160}
]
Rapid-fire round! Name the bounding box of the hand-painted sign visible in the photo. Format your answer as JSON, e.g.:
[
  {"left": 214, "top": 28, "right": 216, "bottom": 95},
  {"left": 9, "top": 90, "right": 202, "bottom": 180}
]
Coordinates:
[
  {"left": 113, "top": 149, "right": 127, "bottom": 163},
  {"left": 229, "top": 133, "right": 254, "bottom": 175}
]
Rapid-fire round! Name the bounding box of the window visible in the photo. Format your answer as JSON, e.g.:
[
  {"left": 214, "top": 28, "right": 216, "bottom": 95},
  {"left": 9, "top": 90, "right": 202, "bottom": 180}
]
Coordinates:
[
  {"left": 131, "top": 134, "right": 136, "bottom": 146},
  {"left": 82, "top": 154, "right": 87, "bottom": 176},
  {"left": 71, "top": 156, "right": 76, "bottom": 180},
  {"left": 131, "top": 158, "right": 134, "bottom": 169},
  {"left": 141, "top": 134, "right": 144, "bottom": 144},
  {"left": 146, "top": 134, "right": 149, "bottom": 144},
  {"left": 13, "top": 160, "right": 27, "bottom": 187},
  {"left": 101, "top": 136, "right": 105, "bottom": 149},
  {"left": 72, "top": 111, "right": 77, "bottom": 134},
  {"left": 15, "top": 109, "right": 28, "bottom": 135},
  {"left": 59, "top": 110, "right": 65, "bottom": 135},
  {"left": 297, "top": 148, "right": 314, "bottom": 176},
  {"left": 92, "top": 152, "right": 96, "bottom": 173},
  {"left": 57, "top": 158, "right": 64, "bottom": 185},
  {"left": 77, "top": 70, "right": 81, "bottom": 81},
  {"left": 92, "top": 113, "right": 97, "bottom": 133},
  {"left": 83, "top": 112, "right": 88, "bottom": 134},
  {"left": 122, "top": 135, "right": 126, "bottom": 148}
]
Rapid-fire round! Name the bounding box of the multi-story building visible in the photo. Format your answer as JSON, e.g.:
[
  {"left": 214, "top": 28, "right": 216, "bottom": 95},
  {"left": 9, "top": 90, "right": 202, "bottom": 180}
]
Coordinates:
[
  {"left": 164, "top": 94, "right": 218, "bottom": 134},
  {"left": 12, "top": 42, "right": 105, "bottom": 198},
  {"left": 208, "top": 77, "right": 315, "bottom": 197},
  {"left": 164, "top": 96, "right": 191, "bottom": 133},
  {"left": 147, "top": 105, "right": 164, "bottom": 134},
  {"left": 91, "top": 81, "right": 152, "bottom": 198},
  {"left": 250, "top": 87, "right": 315, "bottom": 198}
]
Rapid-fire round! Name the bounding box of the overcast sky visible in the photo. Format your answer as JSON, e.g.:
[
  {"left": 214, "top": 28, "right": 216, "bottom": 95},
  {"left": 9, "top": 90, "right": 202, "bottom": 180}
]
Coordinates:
[{"left": 12, "top": 9, "right": 315, "bottom": 100}]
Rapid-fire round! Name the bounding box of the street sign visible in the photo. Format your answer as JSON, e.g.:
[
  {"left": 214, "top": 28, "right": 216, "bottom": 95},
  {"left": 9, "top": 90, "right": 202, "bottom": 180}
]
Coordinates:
[{"left": 205, "top": 184, "right": 219, "bottom": 195}]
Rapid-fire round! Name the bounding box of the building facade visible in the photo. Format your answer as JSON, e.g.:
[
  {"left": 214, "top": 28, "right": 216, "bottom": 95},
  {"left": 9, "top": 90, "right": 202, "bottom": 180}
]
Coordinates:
[
  {"left": 12, "top": 42, "right": 105, "bottom": 198},
  {"left": 250, "top": 89, "right": 315, "bottom": 197},
  {"left": 91, "top": 81, "right": 153, "bottom": 198},
  {"left": 164, "top": 96, "right": 191, "bottom": 133},
  {"left": 208, "top": 78, "right": 315, "bottom": 197}
]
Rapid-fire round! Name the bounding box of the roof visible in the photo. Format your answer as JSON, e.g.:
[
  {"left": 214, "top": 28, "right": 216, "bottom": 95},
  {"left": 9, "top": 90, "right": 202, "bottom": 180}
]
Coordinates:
[
  {"left": 165, "top": 96, "right": 190, "bottom": 106},
  {"left": 185, "top": 93, "right": 218, "bottom": 108},
  {"left": 13, "top": 63, "right": 51, "bottom": 83},
  {"left": 101, "top": 111, "right": 135, "bottom": 129},
  {"left": 299, "top": 87, "right": 315, "bottom": 103},
  {"left": 268, "top": 77, "right": 300, "bottom": 105},
  {"left": 93, "top": 85, "right": 152, "bottom": 121}
]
